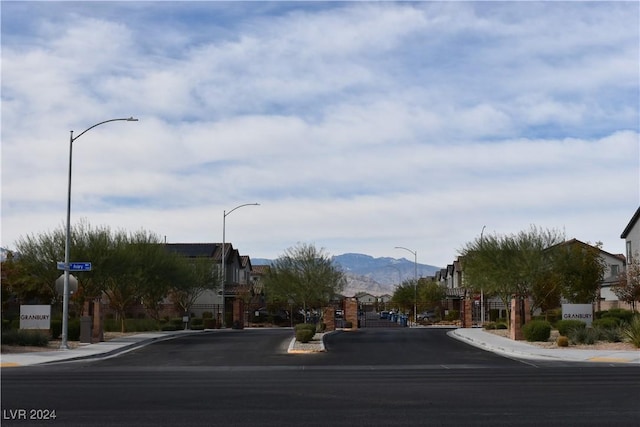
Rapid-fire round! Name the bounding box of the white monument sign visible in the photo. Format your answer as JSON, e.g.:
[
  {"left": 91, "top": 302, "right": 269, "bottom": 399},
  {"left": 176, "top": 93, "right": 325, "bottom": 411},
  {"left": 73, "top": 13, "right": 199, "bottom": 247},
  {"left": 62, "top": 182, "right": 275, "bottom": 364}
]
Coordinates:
[
  {"left": 561, "top": 304, "right": 593, "bottom": 327},
  {"left": 20, "top": 305, "right": 51, "bottom": 330}
]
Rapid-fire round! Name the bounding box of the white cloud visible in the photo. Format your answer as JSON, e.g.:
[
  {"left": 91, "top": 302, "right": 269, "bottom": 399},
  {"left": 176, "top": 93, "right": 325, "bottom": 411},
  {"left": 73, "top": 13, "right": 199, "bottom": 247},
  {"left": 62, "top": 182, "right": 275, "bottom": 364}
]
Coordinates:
[{"left": 2, "top": 1, "right": 638, "bottom": 268}]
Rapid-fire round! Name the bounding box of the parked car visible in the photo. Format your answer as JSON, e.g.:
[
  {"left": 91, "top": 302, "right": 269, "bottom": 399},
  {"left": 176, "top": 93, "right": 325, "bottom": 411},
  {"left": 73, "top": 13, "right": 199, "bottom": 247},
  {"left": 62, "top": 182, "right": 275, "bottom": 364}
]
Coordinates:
[
  {"left": 379, "top": 311, "right": 389, "bottom": 319},
  {"left": 417, "top": 311, "right": 437, "bottom": 322},
  {"left": 335, "top": 309, "right": 344, "bottom": 318}
]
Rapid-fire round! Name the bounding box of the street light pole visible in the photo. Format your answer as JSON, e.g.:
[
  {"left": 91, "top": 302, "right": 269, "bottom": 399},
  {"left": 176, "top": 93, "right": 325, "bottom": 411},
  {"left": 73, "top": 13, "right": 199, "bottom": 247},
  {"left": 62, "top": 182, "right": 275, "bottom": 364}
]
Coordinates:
[
  {"left": 221, "top": 203, "right": 259, "bottom": 328},
  {"left": 480, "top": 225, "right": 486, "bottom": 326},
  {"left": 395, "top": 246, "right": 418, "bottom": 326},
  {"left": 61, "top": 117, "right": 138, "bottom": 349}
]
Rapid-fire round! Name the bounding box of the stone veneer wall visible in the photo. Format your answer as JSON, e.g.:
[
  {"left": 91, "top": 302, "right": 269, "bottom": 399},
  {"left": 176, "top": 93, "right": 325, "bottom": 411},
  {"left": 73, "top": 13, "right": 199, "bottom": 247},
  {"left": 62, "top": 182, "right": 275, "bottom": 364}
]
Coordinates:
[
  {"left": 509, "top": 297, "right": 531, "bottom": 340},
  {"left": 323, "top": 307, "right": 335, "bottom": 331},
  {"left": 344, "top": 298, "right": 358, "bottom": 329}
]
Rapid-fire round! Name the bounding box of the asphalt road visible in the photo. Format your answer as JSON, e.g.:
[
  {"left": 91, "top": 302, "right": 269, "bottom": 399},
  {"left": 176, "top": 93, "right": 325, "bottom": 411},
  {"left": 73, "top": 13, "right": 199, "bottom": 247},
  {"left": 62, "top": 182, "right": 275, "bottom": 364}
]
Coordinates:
[{"left": 2, "top": 328, "right": 639, "bottom": 427}]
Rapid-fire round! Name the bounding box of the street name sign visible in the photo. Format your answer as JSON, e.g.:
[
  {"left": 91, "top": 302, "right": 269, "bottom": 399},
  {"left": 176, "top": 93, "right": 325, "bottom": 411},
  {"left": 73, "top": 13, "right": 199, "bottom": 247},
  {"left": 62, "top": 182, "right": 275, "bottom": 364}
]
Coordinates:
[{"left": 56, "top": 262, "right": 92, "bottom": 271}]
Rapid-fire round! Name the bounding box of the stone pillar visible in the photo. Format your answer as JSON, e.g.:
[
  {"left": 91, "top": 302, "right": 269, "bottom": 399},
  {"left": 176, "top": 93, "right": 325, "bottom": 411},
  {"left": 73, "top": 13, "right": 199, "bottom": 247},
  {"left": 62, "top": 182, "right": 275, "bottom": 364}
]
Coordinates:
[
  {"left": 232, "top": 299, "right": 245, "bottom": 329},
  {"left": 462, "top": 299, "right": 473, "bottom": 328},
  {"left": 322, "top": 307, "right": 335, "bottom": 331},
  {"left": 92, "top": 300, "right": 104, "bottom": 342},
  {"left": 344, "top": 298, "right": 358, "bottom": 329},
  {"left": 509, "top": 297, "right": 531, "bottom": 340}
]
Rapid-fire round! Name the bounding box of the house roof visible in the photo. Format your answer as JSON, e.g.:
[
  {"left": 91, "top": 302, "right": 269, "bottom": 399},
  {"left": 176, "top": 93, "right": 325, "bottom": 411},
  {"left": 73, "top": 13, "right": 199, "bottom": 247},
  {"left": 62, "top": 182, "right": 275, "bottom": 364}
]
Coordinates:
[
  {"left": 545, "top": 238, "right": 626, "bottom": 262},
  {"left": 354, "top": 292, "right": 375, "bottom": 298},
  {"left": 621, "top": 206, "right": 640, "bottom": 239},
  {"left": 165, "top": 243, "right": 219, "bottom": 258},
  {"left": 252, "top": 264, "right": 270, "bottom": 274},
  {"left": 165, "top": 242, "right": 245, "bottom": 264},
  {"left": 240, "top": 255, "right": 251, "bottom": 269}
]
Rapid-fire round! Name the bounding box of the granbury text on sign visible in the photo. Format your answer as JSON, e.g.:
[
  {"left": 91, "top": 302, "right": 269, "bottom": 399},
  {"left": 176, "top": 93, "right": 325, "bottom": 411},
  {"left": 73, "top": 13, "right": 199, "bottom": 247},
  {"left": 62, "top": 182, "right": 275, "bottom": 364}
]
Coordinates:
[
  {"left": 561, "top": 304, "right": 593, "bottom": 327},
  {"left": 19, "top": 305, "right": 51, "bottom": 330}
]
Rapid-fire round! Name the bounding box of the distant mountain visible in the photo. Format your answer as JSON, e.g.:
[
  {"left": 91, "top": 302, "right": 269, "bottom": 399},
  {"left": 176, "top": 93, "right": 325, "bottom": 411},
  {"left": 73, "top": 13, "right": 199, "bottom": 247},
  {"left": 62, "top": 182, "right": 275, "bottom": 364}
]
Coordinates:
[{"left": 252, "top": 253, "right": 442, "bottom": 297}]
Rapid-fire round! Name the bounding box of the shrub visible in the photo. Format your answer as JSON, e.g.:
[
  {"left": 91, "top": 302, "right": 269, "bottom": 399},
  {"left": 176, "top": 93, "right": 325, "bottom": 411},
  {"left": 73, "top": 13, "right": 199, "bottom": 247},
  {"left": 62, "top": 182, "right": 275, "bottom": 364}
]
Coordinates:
[
  {"left": 592, "top": 318, "right": 619, "bottom": 330},
  {"left": 161, "top": 325, "right": 179, "bottom": 331},
  {"left": 191, "top": 318, "right": 203, "bottom": 326},
  {"left": 67, "top": 319, "right": 81, "bottom": 341},
  {"left": 556, "top": 335, "right": 569, "bottom": 347},
  {"left": 295, "top": 323, "right": 316, "bottom": 333},
  {"left": 1, "top": 329, "right": 50, "bottom": 347},
  {"left": 544, "top": 308, "right": 562, "bottom": 324},
  {"left": 522, "top": 320, "right": 552, "bottom": 342},
  {"left": 555, "top": 319, "right": 586, "bottom": 336},
  {"left": 483, "top": 322, "right": 498, "bottom": 330},
  {"left": 203, "top": 319, "right": 217, "bottom": 329},
  {"left": 602, "top": 308, "right": 635, "bottom": 325},
  {"left": 50, "top": 319, "right": 62, "bottom": 339},
  {"left": 445, "top": 310, "right": 459, "bottom": 321},
  {"left": 104, "top": 318, "right": 161, "bottom": 332},
  {"left": 569, "top": 327, "right": 599, "bottom": 345},
  {"left": 623, "top": 316, "right": 640, "bottom": 348},
  {"left": 484, "top": 322, "right": 507, "bottom": 330},
  {"left": 295, "top": 328, "right": 315, "bottom": 343},
  {"left": 598, "top": 326, "right": 624, "bottom": 343},
  {"left": 170, "top": 318, "right": 185, "bottom": 327},
  {"left": 202, "top": 311, "right": 213, "bottom": 319}
]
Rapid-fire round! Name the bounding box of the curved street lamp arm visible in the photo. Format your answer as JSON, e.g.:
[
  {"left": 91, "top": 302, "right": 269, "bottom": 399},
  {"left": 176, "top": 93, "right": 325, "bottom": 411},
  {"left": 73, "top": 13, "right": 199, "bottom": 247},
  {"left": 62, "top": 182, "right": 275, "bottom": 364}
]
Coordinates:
[
  {"left": 224, "top": 202, "right": 260, "bottom": 218},
  {"left": 71, "top": 117, "right": 138, "bottom": 142},
  {"left": 394, "top": 246, "right": 416, "bottom": 257}
]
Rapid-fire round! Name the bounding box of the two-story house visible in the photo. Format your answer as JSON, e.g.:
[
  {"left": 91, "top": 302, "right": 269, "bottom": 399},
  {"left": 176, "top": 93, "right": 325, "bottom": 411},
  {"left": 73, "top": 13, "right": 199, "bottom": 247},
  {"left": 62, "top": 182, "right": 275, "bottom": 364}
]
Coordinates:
[
  {"left": 621, "top": 206, "right": 640, "bottom": 263},
  {"left": 165, "top": 242, "right": 256, "bottom": 326}
]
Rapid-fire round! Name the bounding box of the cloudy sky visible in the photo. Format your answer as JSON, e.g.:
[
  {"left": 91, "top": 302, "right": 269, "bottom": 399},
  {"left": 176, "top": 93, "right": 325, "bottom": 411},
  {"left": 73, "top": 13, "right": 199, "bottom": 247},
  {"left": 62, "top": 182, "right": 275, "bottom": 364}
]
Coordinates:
[{"left": 1, "top": 1, "right": 638, "bottom": 268}]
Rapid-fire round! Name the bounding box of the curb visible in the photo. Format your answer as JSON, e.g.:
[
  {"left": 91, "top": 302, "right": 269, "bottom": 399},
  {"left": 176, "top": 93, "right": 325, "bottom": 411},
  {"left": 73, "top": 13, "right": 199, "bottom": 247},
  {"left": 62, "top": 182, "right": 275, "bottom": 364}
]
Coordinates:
[{"left": 447, "top": 329, "right": 640, "bottom": 364}]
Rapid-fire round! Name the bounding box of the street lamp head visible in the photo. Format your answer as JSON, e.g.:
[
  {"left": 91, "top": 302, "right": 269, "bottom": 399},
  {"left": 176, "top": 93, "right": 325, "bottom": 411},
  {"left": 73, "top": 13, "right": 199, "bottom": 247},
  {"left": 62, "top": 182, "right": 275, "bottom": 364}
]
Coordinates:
[{"left": 126, "top": 117, "right": 139, "bottom": 121}]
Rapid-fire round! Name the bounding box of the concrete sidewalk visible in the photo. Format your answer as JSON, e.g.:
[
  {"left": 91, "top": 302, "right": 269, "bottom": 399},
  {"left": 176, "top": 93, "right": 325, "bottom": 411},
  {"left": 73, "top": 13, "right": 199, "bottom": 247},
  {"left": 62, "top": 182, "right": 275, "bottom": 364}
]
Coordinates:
[
  {"left": 1, "top": 330, "right": 203, "bottom": 368},
  {"left": 448, "top": 328, "right": 640, "bottom": 364}
]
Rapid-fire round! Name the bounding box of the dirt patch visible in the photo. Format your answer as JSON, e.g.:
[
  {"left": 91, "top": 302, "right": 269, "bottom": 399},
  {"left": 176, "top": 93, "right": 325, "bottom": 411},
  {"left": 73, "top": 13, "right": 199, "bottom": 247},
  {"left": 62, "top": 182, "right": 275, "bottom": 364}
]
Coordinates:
[{"left": 485, "top": 328, "right": 638, "bottom": 351}]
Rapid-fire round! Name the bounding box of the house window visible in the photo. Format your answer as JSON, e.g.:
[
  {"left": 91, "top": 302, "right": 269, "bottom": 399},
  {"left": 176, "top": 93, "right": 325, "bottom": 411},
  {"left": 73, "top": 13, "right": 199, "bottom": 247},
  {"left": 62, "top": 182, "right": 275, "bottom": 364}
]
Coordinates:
[
  {"left": 627, "top": 241, "right": 633, "bottom": 263},
  {"left": 610, "top": 264, "right": 619, "bottom": 277}
]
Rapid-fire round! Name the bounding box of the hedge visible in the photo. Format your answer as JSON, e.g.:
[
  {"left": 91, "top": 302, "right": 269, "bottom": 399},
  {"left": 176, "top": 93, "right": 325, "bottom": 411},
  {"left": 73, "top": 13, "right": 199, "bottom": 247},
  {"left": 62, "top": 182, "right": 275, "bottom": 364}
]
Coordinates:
[
  {"left": 295, "top": 328, "right": 315, "bottom": 343},
  {"left": 522, "top": 320, "right": 551, "bottom": 342},
  {"left": 2, "top": 330, "right": 50, "bottom": 347},
  {"left": 555, "top": 319, "right": 586, "bottom": 336}
]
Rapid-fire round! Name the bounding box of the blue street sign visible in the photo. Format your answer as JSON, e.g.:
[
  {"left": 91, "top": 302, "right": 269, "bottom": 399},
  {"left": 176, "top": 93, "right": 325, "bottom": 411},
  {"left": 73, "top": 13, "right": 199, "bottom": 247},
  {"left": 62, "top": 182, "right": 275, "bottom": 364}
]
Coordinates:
[{"left": 56, "top": 262, "right": 92, "bottom": 271}]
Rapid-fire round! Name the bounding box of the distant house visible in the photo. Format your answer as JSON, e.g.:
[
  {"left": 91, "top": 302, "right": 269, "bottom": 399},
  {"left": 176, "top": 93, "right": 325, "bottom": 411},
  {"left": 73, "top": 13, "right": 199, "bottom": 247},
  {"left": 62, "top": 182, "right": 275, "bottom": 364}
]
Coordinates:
[
  {"left": 379, "top": 294, "right": 392, "bottom": 303},
  {"left": 621, "top": 206, "right": 640, "bottom": 263},
  {"left": 354, "top": 292, "right": 376, "bottom": 306},
  {"left": 165, "top": 242, "right": 257, "bottom": 324},
  {"left": 547, "top": 239, "right": 626, "bottom": 311}
]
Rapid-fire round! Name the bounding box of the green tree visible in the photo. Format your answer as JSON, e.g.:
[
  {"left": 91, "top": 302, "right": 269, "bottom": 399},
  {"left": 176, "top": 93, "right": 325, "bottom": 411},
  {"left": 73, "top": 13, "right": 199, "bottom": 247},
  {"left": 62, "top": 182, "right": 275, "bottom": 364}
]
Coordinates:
[
  {"left": 264, "top": 243, "right": 345, "bottom": 322},
  {"left": 9, "top": 222, "right": 194, "bottom": 331},
  {"left": 418, "top": 279, "right": 447, "bottom": 311},
  {"left": 391, "top": 279, "right": 417, "bottom": 314},
  {"left": 11, "top": 227, "right": 67, "bottom": 307},
  {"left": 549, "top": 240, "right": 606, "bottom": 304},
  {"left": 460, "top": 226, "right": 564, "bottom": 323},
  {"left": 168, "top": 257, "right": 220, "bottom": 318}
]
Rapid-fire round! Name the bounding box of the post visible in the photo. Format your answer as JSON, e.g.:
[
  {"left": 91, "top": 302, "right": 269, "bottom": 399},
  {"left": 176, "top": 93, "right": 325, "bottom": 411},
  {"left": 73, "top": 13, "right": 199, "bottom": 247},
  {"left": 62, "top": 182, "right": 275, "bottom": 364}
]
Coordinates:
[
  {"left": 395, "top": 246, "right": 418, "bottom": 326},
  {"left": 480, "top": 225, "right": 486, "bottom": 326},
  {"left": 221, "top": 203, "right": 259, "bottom": 328},
  {"left": 61, "top": 131, "right": 74, "bottom": 349},
  {"left": 60, "top": 117, "right": 138, "bottom": 349}
]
